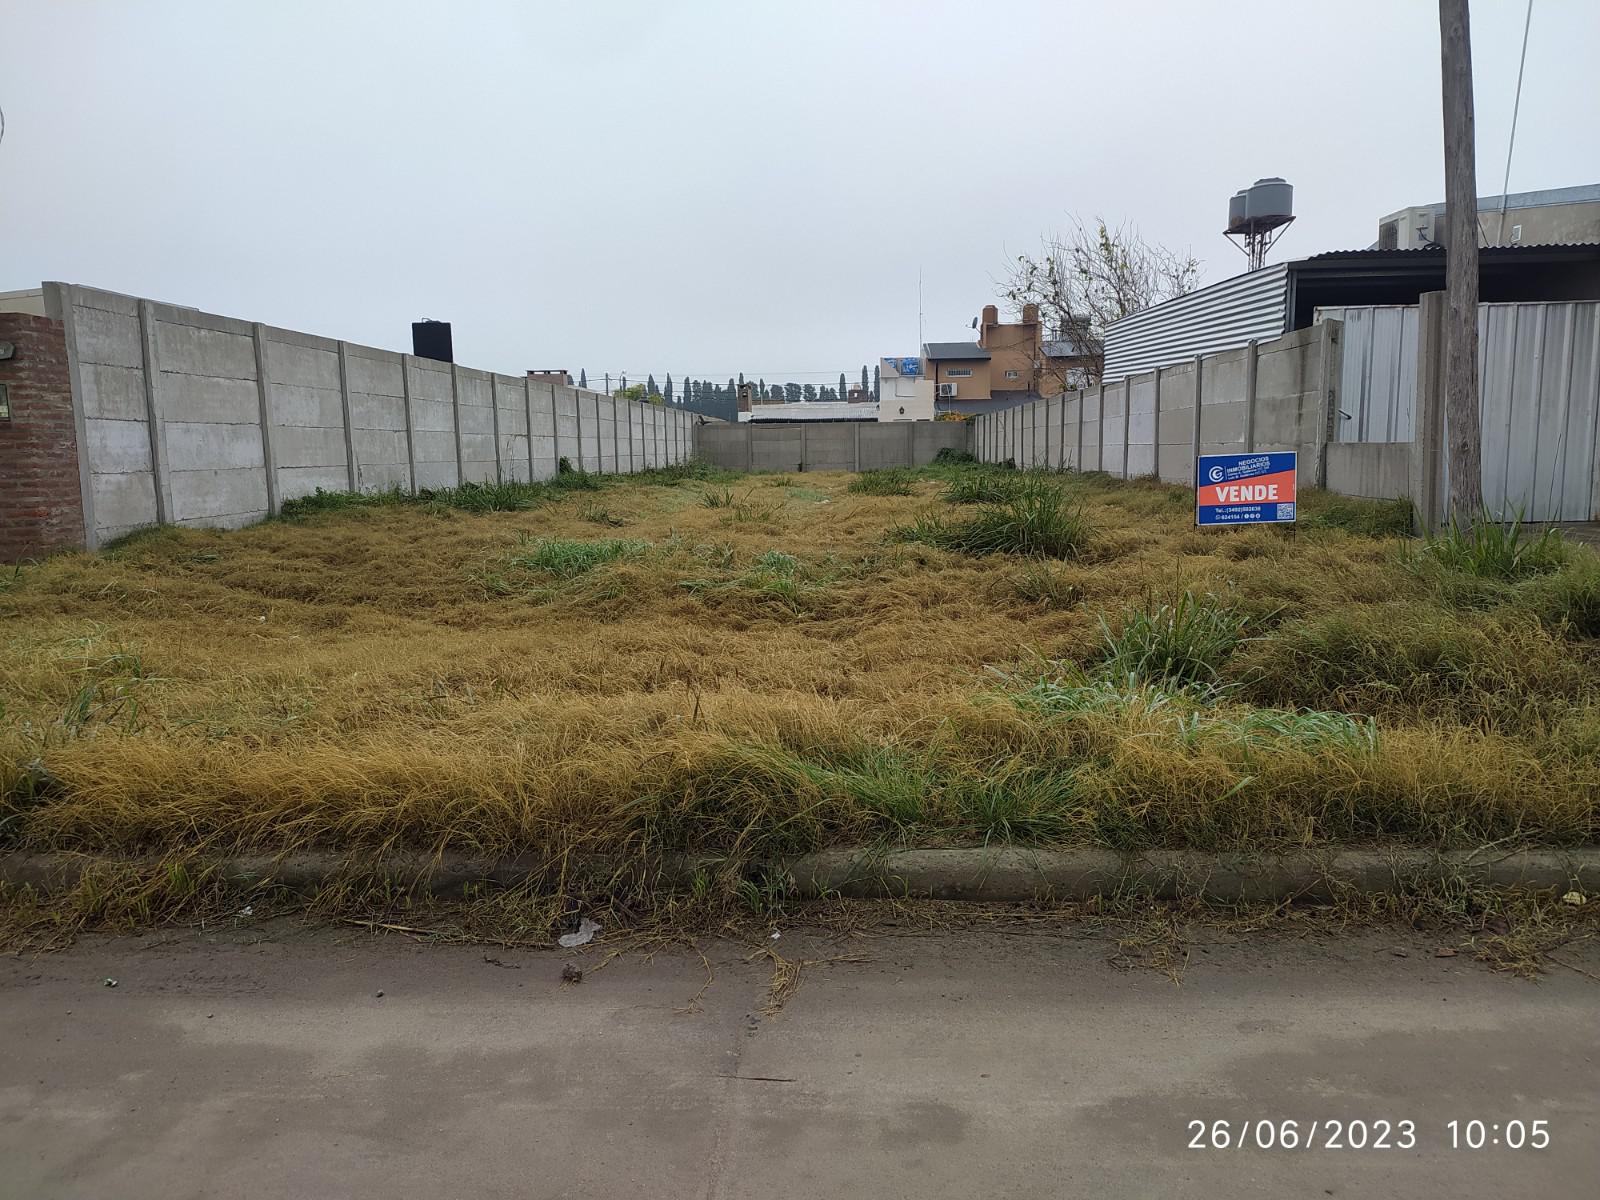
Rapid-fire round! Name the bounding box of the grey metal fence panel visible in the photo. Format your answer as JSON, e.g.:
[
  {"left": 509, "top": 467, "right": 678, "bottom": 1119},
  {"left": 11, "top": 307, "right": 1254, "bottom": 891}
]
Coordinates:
[
  {"left": 1319, "top": 305, "right": 1419, "bottom": 443},
  {"left": 1325, "top": 300, "right": 1600, "bottom": 521}
]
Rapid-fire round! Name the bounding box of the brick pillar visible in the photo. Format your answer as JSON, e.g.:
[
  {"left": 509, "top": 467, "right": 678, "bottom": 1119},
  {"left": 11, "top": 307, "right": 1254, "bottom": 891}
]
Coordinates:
[{"left": 0, "top": 313, "right": 85, "bottom": 560}]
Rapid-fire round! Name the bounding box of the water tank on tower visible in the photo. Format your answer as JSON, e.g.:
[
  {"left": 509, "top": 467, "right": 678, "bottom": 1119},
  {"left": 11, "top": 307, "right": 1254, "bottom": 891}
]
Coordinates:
[{"left": 1224, "top": 178, "right": 1295, "bottom": 270}]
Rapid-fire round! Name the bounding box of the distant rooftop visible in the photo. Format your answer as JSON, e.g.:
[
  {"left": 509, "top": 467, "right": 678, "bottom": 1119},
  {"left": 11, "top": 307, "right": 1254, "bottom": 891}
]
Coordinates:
[
  {"left": 923, "top": 341, "right": 989, "bottom": 361},
  {"left": 1385, "top": 182, "right": 1600, "bottom": 218}
]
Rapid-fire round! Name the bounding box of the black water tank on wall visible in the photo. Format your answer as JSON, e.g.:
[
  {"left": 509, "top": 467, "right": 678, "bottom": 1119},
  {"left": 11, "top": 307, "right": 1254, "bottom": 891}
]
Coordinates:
[{"left": 412, "top": 320, "right": 453, "bottom": 363}]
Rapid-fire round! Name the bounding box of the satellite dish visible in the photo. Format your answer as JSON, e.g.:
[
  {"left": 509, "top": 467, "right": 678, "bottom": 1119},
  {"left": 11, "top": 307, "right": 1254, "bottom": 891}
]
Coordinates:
[{"left": 970, "top": 316, "right": 979, "bottom": 329}]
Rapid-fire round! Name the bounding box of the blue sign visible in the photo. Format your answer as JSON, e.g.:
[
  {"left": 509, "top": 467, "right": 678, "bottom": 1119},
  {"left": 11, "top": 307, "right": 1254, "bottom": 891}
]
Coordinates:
[
  {"left": 882, "top": 356, "right": 921, "bottom": 377},
  {"left": 1196, "top": 451, "right": 1298, "bottom": 526}
]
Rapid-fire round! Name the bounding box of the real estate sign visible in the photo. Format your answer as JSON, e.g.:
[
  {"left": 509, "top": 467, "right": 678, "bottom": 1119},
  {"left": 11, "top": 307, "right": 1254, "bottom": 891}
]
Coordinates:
[{"left": 1196, "top": 451, "right": 1297, "bottom": 526}]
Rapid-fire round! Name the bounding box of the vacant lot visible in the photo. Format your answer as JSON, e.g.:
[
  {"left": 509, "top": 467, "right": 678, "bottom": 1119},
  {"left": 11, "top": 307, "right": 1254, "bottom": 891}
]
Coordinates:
[{"left": 2, "top": 461, "right": 1598, "bottom": 881}]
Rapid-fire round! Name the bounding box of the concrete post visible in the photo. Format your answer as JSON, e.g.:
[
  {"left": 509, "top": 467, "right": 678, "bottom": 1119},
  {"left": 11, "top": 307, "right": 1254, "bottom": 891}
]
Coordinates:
[
  {"left": 1190, "top": 354, "right": 1204, "bottom": 486},
  {"left": 1075, "top": 391, "right": 1084, "bottom": 471},
  {"left": 611, "top": 396, "right": 621, "bottom": 472},
  {"left": 799, "top": 422, "right": 809, "bottom": 471},
  {"left": 1058, "top": 393, "right": 1068, "bottom": 470},
  {"left": 549, "top": 383, "right": 561, "bottom": 474},
  {"left": 400, "top": 355, "right": 418, "bottom": 494},
  {"left": 1410, "top": 292, "right": 1447, "bottom": 533},
  {"left": 1151, "top": 367, "right": 1162, "bottom": 480},
  {"left": 1095, "top": 388, "right": 1105, "bottom": 473},
  {"left": 47, "top": 284, "right": 100, "bottom": 548},
  {"left": 449, "top": 364, "right": 465, "bottom": 486},
  {"left": 1121, "top": 377, "right": 1132, "bottom": 480},
  {"left": 905, "top": 418, "right": 915, "bottom": 467},
  {"left": 1314, "top": 319, "right": 1342, "bottom": 489},
  {"left": 853, "top": 422, "right": 862, "bottom": 471},
  {"left": 250, "top": 323, "right": 280, "bottom": 515},
  {"left": 625, "top": 399, "right": 635, "bottom": 474},
  {"left": 337, "top": 342, "right": 357, "bottom": 491},
  {"left": 490, "top": 374, "right": 504, "bottom": 484},
  {"left": 1242, "top": 339, "right": 1259, "bottom": 453},
  {"left": 573, "top": 389, "right": 584, "bottom": 472},
  {"left": 524, "top": 377, "right": 536, "bottom": 483},
  {"left": 135, "top": 300, "right": 172, "bottom": 524}
]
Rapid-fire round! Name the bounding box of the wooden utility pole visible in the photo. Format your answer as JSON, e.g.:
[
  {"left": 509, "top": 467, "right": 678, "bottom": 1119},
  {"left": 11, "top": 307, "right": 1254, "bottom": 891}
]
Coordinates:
[{"left": 1439, "top": 0, "right": 1485, "bottom": 520}]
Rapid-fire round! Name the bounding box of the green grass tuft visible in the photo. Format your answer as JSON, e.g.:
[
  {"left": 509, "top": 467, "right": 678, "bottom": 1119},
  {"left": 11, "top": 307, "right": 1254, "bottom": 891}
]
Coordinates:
[
  {"left": 1422, "top": 510, "right": 1569, "bottom": 580},
  {"left": 848, "top": 469, "right": 917, "bottom": 496},
  {"left": 895, "top": 474, "right": 1089, "bottom": 558},
  {"left": 1098, "top": 591, "right": 1251, "bottom": 690}
]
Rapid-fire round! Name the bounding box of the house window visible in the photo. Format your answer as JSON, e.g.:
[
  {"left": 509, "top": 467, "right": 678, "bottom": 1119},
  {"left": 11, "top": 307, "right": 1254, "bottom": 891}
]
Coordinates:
[
  {"left": 1510, "top": 224, "right": 1523, "bottom": 243},
  {"left": 946, "top": 368, "right": 973, "bottom": 378},
  {"left": 1004, "top": 370, "right": 1019, "bottom": 380}
]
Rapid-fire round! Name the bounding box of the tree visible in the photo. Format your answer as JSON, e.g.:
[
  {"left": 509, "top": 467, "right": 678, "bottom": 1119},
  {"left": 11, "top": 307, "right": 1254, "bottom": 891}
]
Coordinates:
[
  {"left": 802, "top": 384, "right": 817, "bottom": 402},
  {"left": 838, "top": 372, "right": 847, "bottom": 399},
  {"left": 1003, "top": 215, "right": 1199, "bottom": 385},
  {"left": 646, "top": 373, "right": 659, "bottom": 397},
  {"left": 578, "top": 368, "right": 588, "bottom": 389},
  {"left": 1439, "top": 0, "right": 1484, "bottom": 521},
  {"left": 758, "top": 377, "right": 766, "bottom": 397},
  {"left": 860, "top": 364, "right": 869, "bottom": 395},
  {"left": 614, "top": 383, "right": 647, "bottom": 403},
  {"left": 872, "top": 365, "right": 880, "bottom": 401},
  {"left": 785, "top": 382, "right": 802, "bottom": 403},
  {"left": 738, "top": 372, "right": 745, "bottom": 387},
  {"left": 663, "top": 374, "right": 674, "bottom": 404}
]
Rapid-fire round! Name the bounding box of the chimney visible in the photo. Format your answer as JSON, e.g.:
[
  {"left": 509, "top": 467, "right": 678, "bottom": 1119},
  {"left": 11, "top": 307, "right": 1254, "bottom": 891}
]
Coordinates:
[
  {"left": 412, "top": 320, "right": 453, "bottom": 363},
  {"left": 979, "top": 304, "right": 999, "bottom": 348},
  {"left": 737, "top": 382, "right": 754, "bottom": 413},
  {"left": 1021, "top": 302, "right": 1039, "bottom": 324}
]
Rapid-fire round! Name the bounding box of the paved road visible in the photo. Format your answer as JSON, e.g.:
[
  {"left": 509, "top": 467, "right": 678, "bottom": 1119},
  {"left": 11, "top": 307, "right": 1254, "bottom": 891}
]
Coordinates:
[{"left": 2, "top": 918, "right": 1596, "bottom": 1199}]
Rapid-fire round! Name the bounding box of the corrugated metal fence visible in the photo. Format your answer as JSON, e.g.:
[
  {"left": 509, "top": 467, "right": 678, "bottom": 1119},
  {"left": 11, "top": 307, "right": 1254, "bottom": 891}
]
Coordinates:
[{"left": 1320, "top": 301, "right": 1600, "bottom": 521}]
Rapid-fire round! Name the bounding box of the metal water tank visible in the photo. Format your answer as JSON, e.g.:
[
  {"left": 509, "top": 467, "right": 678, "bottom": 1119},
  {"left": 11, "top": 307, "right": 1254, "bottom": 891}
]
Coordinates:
[
  {"left": 1227, "top": 190, "right": 1249, "bottom": 233},
  {"left": 1244, "top": 178, "right": 1293, "bottom": 224}
]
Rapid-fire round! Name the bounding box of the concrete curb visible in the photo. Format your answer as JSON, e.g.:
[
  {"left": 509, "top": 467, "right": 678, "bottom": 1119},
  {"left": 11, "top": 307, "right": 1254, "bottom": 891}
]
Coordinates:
[{"left": 3, "top": 847, "right": 1598, "bottom": 904}]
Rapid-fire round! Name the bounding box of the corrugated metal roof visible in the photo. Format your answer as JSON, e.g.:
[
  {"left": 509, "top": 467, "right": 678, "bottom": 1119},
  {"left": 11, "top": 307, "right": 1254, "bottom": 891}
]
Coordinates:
[
  {"left": 923, "top": 341, "right": 990, "bottom": 360},
  {"left": 1101, "top": 264, "right": 1289, "bottom": 382},
  {"left": 1305, "top": 242, "right": 1600, "bottom": 261}
]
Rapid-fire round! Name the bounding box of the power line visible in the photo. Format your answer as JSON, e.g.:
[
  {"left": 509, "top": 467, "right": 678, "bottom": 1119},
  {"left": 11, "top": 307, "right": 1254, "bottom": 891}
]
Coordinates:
[{"left": 1494, "top": 0, "right": 1534, "bottom": 245}]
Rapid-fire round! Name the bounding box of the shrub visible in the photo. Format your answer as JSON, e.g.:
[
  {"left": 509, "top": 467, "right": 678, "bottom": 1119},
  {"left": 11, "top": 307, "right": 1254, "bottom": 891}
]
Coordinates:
[
  {"left": 1098, "top": 591, "right": 1251, "bottom": 689},
  {"left": 701, "top": 487, "right": 735, "bottom": 508},
  {"left": 848, "top": 469, "right": 916, "bottom": 496},
  {"left": 932, "top": 447, "right": 978, "bottom": 465}
]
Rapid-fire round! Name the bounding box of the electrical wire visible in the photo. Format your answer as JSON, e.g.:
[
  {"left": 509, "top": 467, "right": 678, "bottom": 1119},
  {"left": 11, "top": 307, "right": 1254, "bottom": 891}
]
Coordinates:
[{"left": 1494, "top": 0, "right": 1534, "bottom": 245}]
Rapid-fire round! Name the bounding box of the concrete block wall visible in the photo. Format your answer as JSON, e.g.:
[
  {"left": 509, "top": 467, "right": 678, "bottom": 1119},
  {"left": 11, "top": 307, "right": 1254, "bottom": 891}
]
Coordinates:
[
  {"left": 40, "top": 283, "right": 700, "bottom": 549},
  {"left": 0, "top": 312, "right": 86, "bottom": 559},
  {"left": 695, "top": 419, "right": 970, "bottom": 472},
  {"left": 972, "top": 322, "right": 1378, "bottom": 498}
]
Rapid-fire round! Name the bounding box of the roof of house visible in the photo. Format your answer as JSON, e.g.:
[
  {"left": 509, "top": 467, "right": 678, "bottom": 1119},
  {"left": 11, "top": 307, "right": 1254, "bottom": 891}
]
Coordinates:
[
  {"left": 1043, "top": 336, "right": 1099, "bottom": 359},
  {"left": 923, "top": 341, "right": 990, "bottom": 361}
]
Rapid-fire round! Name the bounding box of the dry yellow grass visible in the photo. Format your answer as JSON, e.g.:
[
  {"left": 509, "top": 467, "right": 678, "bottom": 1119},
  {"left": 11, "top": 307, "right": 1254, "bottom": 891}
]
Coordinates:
[{"left": 1, "top": 466, "right": 1597, "bottom": 864}]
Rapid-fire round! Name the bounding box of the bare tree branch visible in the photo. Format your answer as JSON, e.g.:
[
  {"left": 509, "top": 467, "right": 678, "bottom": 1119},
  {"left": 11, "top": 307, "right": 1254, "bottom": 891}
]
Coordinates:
[{"left": 1002, "top": 216, "right": 1199, "bottom": 387}]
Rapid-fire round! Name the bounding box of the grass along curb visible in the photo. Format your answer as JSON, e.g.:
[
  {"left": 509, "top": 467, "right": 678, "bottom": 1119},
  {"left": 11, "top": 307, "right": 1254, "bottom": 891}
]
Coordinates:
[{"left": 4, "top": 846, "right": 1597, "bottom": 905}]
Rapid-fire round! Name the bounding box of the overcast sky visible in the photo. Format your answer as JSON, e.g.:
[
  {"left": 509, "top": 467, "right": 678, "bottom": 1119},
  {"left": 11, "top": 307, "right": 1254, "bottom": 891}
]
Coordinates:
[{"left": 5, "top": 0, "right": 1598, "bottom": 386}]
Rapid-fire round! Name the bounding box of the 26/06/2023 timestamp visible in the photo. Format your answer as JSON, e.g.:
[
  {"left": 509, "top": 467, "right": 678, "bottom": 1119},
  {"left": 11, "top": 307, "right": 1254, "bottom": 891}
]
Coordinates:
[{"left": 1186, "top": 1119, "right": 1551, "bottom": 1151}]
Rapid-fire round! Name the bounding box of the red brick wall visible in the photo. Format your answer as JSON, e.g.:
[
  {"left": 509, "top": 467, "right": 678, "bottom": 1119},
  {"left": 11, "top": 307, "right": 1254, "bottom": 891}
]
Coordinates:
[{"left": 0, "top": 313, "right": 86, "bottom": 560}]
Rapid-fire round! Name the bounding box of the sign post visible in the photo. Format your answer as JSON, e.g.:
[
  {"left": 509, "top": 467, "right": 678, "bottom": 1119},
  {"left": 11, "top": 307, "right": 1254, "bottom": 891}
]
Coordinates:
[{"left": 1196, "top": 451, "right": 1297, "bottom": 527}]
